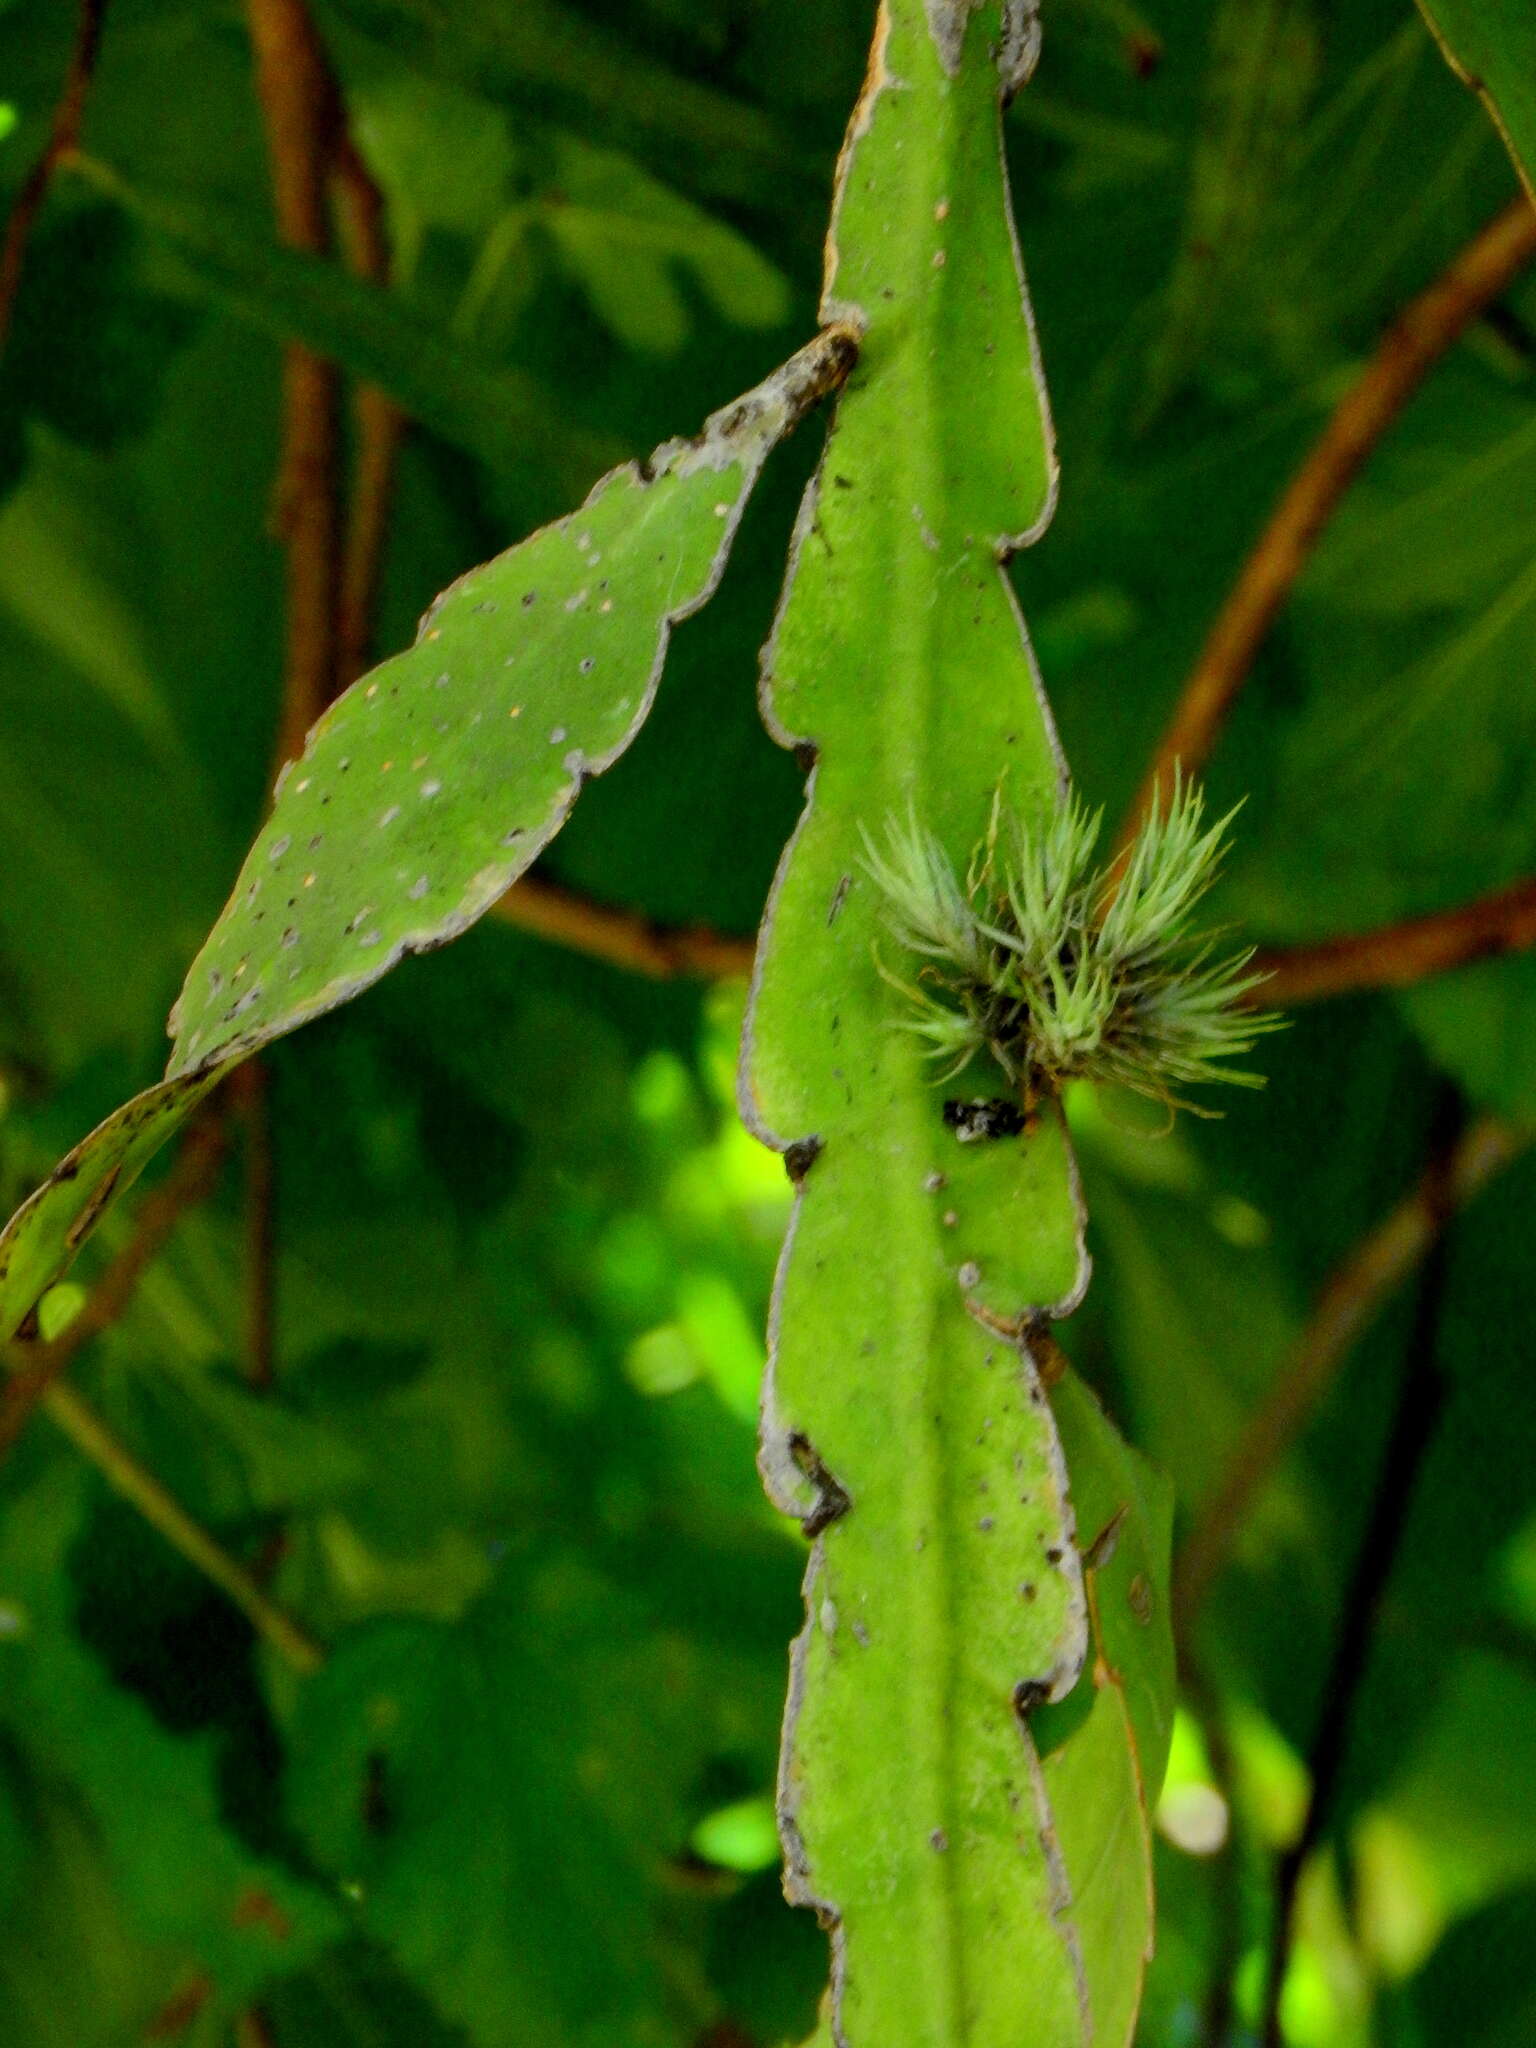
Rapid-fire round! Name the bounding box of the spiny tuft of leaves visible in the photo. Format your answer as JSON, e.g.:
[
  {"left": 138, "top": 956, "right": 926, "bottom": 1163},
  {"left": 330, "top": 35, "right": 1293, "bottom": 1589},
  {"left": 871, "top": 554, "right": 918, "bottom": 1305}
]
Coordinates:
[{"left": 862, "top": 775, "right": 1282, "bottom": 1114}]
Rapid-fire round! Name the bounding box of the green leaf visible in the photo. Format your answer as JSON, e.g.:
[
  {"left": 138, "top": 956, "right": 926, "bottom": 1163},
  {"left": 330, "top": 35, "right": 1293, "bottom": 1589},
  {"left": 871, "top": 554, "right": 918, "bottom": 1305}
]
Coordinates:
[
  {"left": 315, "top": 0, "right": 814, "bottom": 210},
  {"left": 70, "top": 156, "right": 612, "bottom": 484},
  {"left": 0, "top": 1068, "right": 227, "bottom": 1347},
  {"left": 285, "top": 1575, "right": 749, "bottom": 2045},
  {"left": 0, "top": 334, "right": 847, "bottom": 1342},
  {"left": 0, "top": 1761, "right": 194, "bottom": 2048},
  {"left": 167, "top": 331, "right": 844, "bottom": 1078},
  {"left": 742, "top": 6, "right": 1163, "bottom": 2040},
  {"left": 0, "top": 1459, "right": 338, "bottom": 2013},
  {"left": 538, "top": 135, "right": 792, "bottom": 357},
  {"left": 1418, "top": 0, "right": 1536, "bottom": 195}
]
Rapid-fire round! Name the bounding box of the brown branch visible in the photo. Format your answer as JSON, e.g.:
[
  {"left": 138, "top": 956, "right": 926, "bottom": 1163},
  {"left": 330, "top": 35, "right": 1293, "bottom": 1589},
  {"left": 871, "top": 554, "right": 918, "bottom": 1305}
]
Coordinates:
[
  {"left": 0, "top": 1103, "right": 230, "bottom": 1457},
  {"left": 491, "top": 873, "right": 757, "bottom": 980},
  {"left": 146, "top": 1973, "right": 213, "bottom": 2042},
  {"left": 1122, "top": 193, "right": 1536, "bottom": 847},
  {"left": 1261, "top": 1084, "right": 1465, "bottom": 2046},
  {"left": 0, "top": 0, "right": 107, "bottom": 355},
  {"left": 330, "top": 130, "right": 408, "bottom": 689},
  {"left": 245, "top": 0, "right": 345, "bottom": 769},
  {"left": 1175, "top": 1113, "right": 1525, "bottom": 1628},
  {"left": 1251, "top": 874, "right": 1536, "bottom": 1008},
  {"left": 235, "top": 2008, "right": 279, "bottom": 2048}
]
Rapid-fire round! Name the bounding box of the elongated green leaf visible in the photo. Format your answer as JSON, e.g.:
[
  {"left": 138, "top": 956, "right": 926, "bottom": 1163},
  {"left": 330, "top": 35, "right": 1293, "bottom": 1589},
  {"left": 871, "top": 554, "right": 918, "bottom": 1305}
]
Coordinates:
[
  {"left": 1417, "top": 1, "right": 1536, "bottom": 196},
  {"left": 742, "top": 7, "right": 1165, "bottom": 2041},
  {"left": 0, "top": 1069, "right": 227, "bottom": 1347},
  {"left": 169, "top": 333, "right": 847, "bottom": 1076},
  {"left": 70, "top": 157, "right": 613, "bottom": 483},
  {"left": 0, "top": 335, "right": 849, "bottom": 1342}
]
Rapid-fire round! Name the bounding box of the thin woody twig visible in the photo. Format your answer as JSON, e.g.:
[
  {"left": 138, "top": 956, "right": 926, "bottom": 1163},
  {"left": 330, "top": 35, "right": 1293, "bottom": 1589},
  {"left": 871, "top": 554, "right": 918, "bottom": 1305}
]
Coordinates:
[
  {"left": 235, "top": 2007, "right": 279, "bottom": 2048},
  {"left": 40, "top": 1379, "right": 325, "bottom": 1676},
  {"left": 245, "top": 0, "right": 345, "bottom": 769},
  {"left": 0, "top": 1105, "right": 230, "bottom": 1457},
  {"left": 1122, "top": 194, "right": 1536, "bottom": 847},
  {"left": 492, "top": 872, "right": 757, "bottom": 980},
  {"left": 242, "top": 0, "right": 355, "bottom": 1393},
  {"left": 1260, "top": 1085, "right": 1466, "bottom": 2046},
  {"left": 330, "top": 128, "right": 408, "bottom": 689},
  {"left": 1175, "top": 1113, "right": 1525, "bottom": 1629},
  {"left": 490, "top": 860, "right": 1536, "bottom": 1001},
  {"left": 1250, "top": 875, "right": 1536, "bottom": 1008},
  {"left": 0, "top": 0, "right": 107, "bottom": 355}
]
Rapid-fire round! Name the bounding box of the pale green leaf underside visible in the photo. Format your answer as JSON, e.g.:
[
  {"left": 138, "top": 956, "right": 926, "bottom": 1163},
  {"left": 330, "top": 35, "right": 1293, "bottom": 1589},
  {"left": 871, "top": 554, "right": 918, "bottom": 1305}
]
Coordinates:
[
  {"left": 0, "top": 337, "right": 847, "bottom": 1343},
  {"left": 742, "top": 5, "right": 1167, "bottom": 2042}
]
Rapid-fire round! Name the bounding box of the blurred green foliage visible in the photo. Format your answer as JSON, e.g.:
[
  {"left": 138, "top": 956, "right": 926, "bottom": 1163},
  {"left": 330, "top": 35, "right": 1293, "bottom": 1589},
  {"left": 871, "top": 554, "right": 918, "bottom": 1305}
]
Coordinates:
[{"left": 0, "top": 1, "right": 1533, "bottom": 2044}]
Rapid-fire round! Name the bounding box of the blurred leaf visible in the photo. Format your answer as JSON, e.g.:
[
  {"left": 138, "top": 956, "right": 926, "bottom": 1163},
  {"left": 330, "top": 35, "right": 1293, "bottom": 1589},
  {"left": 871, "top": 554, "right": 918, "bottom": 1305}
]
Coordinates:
[
  {"left": 534, "top": 135, "right": 791, "bottom": 356},
  {"left": 0, "top": 1755, "right": 198, "bottom": 2048},
  {"left": 0, "top": 203, "right": 197, "bottom": 505},
  {"left": 1143, "top": 0, "right": 1320, "bottom": 414},
  {"left": 349, "top": 70, "right": 518, "bottom": 281},
  {"left": 264, "top": 1938, "right": 475, "bottom": 2047},
  {"left": 1388, "top": 1883, "right": 1536, "bottom": 2048},
  {"left": 72, "top": 156, "right": 609, "bottom": 484},
  {"left": 286, "top": 1579, "right": 735, "bottom": 2044},
  {"left": 1418, "top": 0, "right": 1536, "bottom": 195},
  {"left": 316, "top": 0, "right": 816, "bottom": 209},
  {"left": 0, "top": 1460, "right": 338, "bottom": 2015}
]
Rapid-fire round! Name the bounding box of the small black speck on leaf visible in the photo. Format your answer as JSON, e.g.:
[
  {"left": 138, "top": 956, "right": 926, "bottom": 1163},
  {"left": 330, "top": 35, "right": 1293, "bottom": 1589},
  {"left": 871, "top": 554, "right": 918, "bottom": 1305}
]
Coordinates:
[{"left": 943, "top": 1098, "right": 1025, "bottom": 1142}]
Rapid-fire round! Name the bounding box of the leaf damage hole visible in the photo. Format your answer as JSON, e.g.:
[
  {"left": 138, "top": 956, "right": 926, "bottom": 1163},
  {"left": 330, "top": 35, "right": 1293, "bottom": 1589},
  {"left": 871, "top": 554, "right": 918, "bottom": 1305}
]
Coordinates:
[
  {"left": 943, "top": 1097, "right": 1026, "bottom": 1143},
  {"left": 789, "top": 1432, "right": 850, "bottom": 1537},
  {"left": 784, "top": 1136, "right": 823, "bottom": 1183}
]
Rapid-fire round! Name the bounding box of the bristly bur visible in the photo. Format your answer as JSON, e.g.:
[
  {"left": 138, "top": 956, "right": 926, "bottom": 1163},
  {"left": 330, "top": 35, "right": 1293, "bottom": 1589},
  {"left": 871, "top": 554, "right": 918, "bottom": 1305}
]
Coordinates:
[{"left": 863, "top": 773, "right": 1283, "bottom": 1115}]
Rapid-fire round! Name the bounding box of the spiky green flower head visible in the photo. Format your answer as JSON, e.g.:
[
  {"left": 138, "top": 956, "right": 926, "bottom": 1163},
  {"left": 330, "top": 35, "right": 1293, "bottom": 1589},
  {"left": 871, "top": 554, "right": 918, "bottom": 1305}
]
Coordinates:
[{"left": 862, "top": 773, "right": 1282, "bottom": 1117}]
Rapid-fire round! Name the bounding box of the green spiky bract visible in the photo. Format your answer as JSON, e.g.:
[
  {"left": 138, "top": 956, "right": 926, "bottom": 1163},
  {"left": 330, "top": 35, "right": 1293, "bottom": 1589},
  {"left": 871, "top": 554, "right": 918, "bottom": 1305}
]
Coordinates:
[{"left": 864, "top": 774, "right": 1282, "bottom": 1112}]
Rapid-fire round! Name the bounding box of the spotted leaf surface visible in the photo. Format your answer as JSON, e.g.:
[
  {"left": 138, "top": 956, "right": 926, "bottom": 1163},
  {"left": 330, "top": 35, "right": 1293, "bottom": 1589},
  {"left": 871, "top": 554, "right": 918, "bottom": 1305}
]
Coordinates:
[
  {"left": 741, "top": 5, "right": 1170, "bottom": 2042},
  {"left": 0, "top": 337, "right": 848, "bottom": 1342},
  {"left": 170, "top": 331, "right": 850, "bottom": 1078},
  {"left": 0, "top": 1069, "right": 227, "bottom": 1345}
]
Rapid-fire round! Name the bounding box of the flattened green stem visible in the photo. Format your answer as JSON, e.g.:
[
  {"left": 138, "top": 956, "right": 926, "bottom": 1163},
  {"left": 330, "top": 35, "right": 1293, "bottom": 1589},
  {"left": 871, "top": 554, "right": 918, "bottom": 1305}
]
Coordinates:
[{"left": 742, "top": 6, "right": 1138, "bottom": 2042}]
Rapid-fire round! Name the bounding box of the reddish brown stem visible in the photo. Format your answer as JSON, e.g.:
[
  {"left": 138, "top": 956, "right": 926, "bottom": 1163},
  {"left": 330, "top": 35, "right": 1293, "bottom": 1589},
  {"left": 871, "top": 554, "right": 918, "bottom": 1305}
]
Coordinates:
[
  {"left": 1175, "top": 1114, "right": 1524, "bottom": 1628},
  {"left": 1122, "top": 194, "right": 1536, "bottom": 846},
  {"left": 1252, "top": 875, "right": 1536, "bottom": 1008},
  {"left": 492, "top": 873, "right": 757, "bottom": 980},
  {"left": 0, "top": 0, "right": 107, "bottom": 354},
  {"left": 331, "top": 128, "right": 408, "bottom": 688},
  {"left": 245, "top": 0, "right": 345, "bottom": 768}
]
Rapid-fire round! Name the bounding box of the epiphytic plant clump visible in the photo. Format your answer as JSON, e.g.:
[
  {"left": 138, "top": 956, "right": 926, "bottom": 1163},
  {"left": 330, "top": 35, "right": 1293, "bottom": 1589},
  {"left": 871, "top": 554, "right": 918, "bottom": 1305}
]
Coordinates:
[{"left": 863, "top": 774, "right": 1282, "bottom": 1113}]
